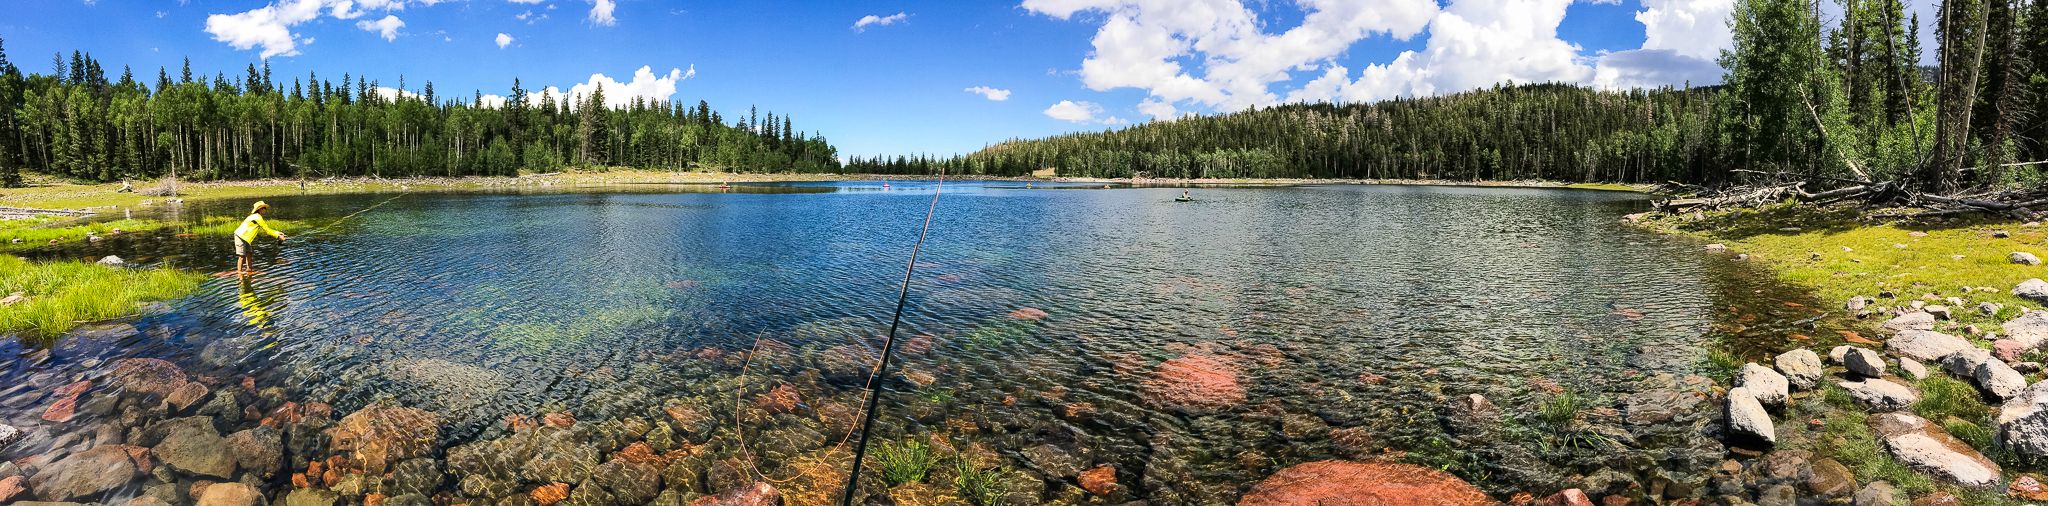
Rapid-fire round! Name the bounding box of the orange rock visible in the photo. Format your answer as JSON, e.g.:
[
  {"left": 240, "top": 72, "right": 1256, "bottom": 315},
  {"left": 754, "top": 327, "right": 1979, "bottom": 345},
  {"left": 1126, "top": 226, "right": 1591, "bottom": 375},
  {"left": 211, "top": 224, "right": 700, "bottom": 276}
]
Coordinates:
[
  {"left": 1538, "top": 489, "right": 1594, "bottom": 506},
  {"left": 613, "top": 442, "right": 663, "bottom": 464},
  {"left": 1238, "top": 461, "right": 1495, "bottom": 506},
  {"left": 2012, "top": 474, "right": 2048, "bottom": 500},
  {"left": 1061, "top": 402, "right": 1096, "bottom": 419},
  {"left": 531, "top": 483, "right": 570, "bottom": 506},
  {"left": 365, "top": 493, "right": 386, "bottom": 506},
  {"left": 1141, "top": 354, "right": 1247, "bottom": 414},
  {"left": 1008, "top": 307, "right": 1049, "bottom": 320},
  {"left": 322, "top": 468, "right": 341, "bottom": 488},
  {"left": 688, "top": 482, "right": 781, "bottom": 506},
  {"left": 292, "top": 473, "right": 311, "bottom": 489},
  {"left": 1078, "top": 465, "right": 1118, "bottom": 496},
  {"left": 543, "top": 412, "right": 575, "bottom": 428},
  {"left": 121, "top": 445, "right": 153, "bottom": 474},
  {"left": 1600, "top": 495, "right": 1631, "bottom": 506},
  {"left": 506, "top": 414, "right": 537, "bottom": 432},
  {"left": 1507, "top": 492, "right": 1535, "bottom": 506},
  {"left": 326, "top": 403, "right": 440, "bottom": 475},
  {"left": 755, "top": 384, "right": 802, "bottom": 414},
  {"left": 0, "top": 476, "right": 26, "bottom": 503},
  {"left": 1358, "top": 373, "right": 1387, "bottom": 385},
  {"left": 41, "top": 397, "right": 78, "bottom": 423}
]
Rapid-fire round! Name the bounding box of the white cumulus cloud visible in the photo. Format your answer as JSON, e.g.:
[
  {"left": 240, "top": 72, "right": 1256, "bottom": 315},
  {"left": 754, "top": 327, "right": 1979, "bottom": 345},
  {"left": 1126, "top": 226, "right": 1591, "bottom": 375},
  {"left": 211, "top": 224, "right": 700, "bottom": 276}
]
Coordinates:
[
  {"left": 1046, "top": 100, "right": 1125, "bottom": 124},
  {"left": 357, "top": 14, "right": 405, "bottom": 41},
  {"left": 1023, "top": 0, "right": 1438, "bottom": 113},
  {"left": 854, "top": 12, "right": 908, "bottom": 31},
  {"left": 565, "top": 66, "right": 692, "bottom": 109},
  {"left": 964, "top": 86, "right": 1011, "bottom": 101},
  {"left": 588, "top": 0, "right": 616, "bottom": 26},
  {"left": 496, "top": 32, "right": 514, "bottom": 48},
  {"left": 205, "top": 0, "right": 424, "bottom": 57}
]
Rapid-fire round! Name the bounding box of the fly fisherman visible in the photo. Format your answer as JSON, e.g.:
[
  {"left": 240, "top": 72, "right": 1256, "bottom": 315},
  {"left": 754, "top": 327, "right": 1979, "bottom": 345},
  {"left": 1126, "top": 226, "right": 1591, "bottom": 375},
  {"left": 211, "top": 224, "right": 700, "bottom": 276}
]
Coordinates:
[{"left": 234, "top": 201, "right": 287, "bottom": 275}]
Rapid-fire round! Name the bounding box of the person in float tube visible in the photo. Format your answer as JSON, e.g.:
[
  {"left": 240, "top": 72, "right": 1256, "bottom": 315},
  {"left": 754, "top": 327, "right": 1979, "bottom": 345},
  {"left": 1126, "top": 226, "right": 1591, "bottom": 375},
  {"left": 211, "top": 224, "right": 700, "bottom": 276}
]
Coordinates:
[
  {"left": 234, "top": 201, "right": 286, "bottom": 275},
  {"left": 1181, "top": 189, "right": 1192, "bottom": 200}
]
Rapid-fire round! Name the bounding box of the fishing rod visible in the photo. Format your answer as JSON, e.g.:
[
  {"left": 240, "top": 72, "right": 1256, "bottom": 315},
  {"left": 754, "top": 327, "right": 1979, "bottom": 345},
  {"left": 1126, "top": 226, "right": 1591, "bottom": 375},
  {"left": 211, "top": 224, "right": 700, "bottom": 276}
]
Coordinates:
[{"left": 840, "top": 173, "right": 945, "bottom": 505}]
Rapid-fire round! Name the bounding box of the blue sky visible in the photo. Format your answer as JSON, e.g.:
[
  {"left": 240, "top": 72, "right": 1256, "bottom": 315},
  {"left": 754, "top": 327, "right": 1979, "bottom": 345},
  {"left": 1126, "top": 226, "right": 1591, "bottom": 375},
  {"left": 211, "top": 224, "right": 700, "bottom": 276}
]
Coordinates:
[{"left": 0, "top": 0, "right": 1938, "bottom": 159}]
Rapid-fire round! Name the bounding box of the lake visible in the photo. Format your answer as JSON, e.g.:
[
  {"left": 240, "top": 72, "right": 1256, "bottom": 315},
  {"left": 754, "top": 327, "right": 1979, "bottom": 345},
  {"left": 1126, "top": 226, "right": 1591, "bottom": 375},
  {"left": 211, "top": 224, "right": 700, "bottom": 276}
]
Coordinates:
[{"left": 0, "top": 182, "right": 1815, "bottom": 504}]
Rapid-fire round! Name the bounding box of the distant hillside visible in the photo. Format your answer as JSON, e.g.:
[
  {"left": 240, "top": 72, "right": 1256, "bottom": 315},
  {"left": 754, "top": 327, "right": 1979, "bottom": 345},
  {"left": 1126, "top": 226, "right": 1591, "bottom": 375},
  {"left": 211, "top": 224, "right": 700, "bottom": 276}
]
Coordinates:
[{"left": 846, "top": 83, "right": 1726, "bottom": 183}]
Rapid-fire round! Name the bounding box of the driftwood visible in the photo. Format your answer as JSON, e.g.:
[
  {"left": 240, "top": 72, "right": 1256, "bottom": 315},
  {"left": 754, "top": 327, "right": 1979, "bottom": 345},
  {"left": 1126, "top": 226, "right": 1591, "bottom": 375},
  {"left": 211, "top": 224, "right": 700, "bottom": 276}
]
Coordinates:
[{"left": 1655, "top": 169, "right": 2046, "bottom": 221}]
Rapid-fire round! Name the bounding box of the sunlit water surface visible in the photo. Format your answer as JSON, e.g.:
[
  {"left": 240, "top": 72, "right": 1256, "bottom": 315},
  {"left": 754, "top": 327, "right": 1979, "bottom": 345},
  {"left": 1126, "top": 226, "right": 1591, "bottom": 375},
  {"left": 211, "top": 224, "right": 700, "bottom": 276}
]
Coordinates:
[{"left": 1, "top": 182, "right": 1817, "bottom": 503}]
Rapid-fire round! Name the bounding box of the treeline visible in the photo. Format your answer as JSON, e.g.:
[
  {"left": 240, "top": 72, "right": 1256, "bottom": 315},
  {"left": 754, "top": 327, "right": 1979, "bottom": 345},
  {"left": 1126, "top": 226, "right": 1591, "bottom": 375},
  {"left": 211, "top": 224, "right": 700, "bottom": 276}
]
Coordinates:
[
  {"left": 0, "top": 40, "right": 839, "bottom": 186},
  {"left": 848, "top": 0, "right": 2048, "bottom": 191}
]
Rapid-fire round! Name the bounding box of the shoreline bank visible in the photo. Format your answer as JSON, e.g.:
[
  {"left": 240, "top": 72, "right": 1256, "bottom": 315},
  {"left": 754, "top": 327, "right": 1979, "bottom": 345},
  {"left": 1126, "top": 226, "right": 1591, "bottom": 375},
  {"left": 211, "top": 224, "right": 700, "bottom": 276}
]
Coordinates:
[{"left": 1633, "top": 203, "right": 2048, "bottom": 505}]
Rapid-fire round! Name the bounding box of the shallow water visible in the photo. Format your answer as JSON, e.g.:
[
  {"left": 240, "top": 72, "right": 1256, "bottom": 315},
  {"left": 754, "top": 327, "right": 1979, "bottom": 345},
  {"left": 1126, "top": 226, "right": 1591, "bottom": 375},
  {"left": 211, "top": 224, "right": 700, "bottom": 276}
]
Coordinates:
[{"left": 0, "top": 183, "right": 1823, "bottom": 503}]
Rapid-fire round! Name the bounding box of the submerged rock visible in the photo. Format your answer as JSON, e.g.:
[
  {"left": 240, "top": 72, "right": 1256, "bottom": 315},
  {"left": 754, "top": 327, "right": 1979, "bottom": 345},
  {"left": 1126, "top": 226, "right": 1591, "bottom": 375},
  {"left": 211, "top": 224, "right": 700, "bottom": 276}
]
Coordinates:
[
  {"left": 1237, "top": 460, "right": 1493, "bottom": 506},
  {"left": 195, "top": 483, "right": 264, "bottom": 506},
  {"left": 27, "top": 444, "right": 139, "bottom": 501},
  {"left": 688, "top": 482, "right": 781, "bottom": 506},
  {"left": 1775, "top": 349, "right": 1823, "bottom": 390},
  {"left": 327, "top": 403, "right": 439, "bottom": 475},
  {"left": 0, "top": 424, "right": 21, "bottom": 450},
  {"left": 225, "top": 426, "right": 283, "bottom": 479},
  {"left": 110, "top": 358, "right": 187, "bottom": 397},
  {"left": 155, "top": 416, "right": 236, "bottom": 479},
  {"left": 1868, "top": 412, "right": 2002, "bottom": 488},
  {"left": 1141, "top": 354, "right": 1246, "bottom": 415}
]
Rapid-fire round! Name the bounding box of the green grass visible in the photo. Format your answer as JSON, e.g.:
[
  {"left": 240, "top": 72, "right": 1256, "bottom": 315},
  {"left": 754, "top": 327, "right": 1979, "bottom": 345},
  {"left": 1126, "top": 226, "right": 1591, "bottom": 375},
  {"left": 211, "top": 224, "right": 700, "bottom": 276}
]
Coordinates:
[
  {"left": 953, "top": 460, "right": 1007, "bottom": 506},
  {"left": 1913, "top": 375, "right": 1994, "bottom": 429},
  {"left": 1563, "top": 182, "right": 1645, "bottom": 192},
  {"left": 0, "top": 218, "right": 170, "bottom": 251},
  {"left": 874, "top": 439, "right": 937, "bottom": 486},
  {"left": 0, "top": 254, "right": 203, "bottom": 338},
  {"left": 1537, "top": 390, "right": 1588, "bottom": 427},
  {"left": 1644, "top": 203, "right": 2044, "bottom": 317}
]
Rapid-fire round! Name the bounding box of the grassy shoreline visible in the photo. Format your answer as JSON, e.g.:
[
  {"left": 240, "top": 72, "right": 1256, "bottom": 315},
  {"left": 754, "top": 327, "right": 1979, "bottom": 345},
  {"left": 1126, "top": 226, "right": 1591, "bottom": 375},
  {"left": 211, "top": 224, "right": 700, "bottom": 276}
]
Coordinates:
[{"left": 1641, "top": 203, "right": 2047, "bottom": 505}]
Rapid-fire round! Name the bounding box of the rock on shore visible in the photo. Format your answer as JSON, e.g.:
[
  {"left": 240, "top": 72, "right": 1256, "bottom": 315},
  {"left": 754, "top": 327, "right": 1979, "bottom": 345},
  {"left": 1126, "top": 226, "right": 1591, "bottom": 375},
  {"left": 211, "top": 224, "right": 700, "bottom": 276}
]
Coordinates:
[
  {"left": 1869, "top": 412, "right": 2002, "bottom": 488},
  {"left": 1726, "top": 387, "right": 1776, "bottom": 445},
  {"left": 1998, "top": 381, "right": 2048, "bottom": 457},
  {"left": 1887, "top": 330, "right": 1972, "bottom": 362}
]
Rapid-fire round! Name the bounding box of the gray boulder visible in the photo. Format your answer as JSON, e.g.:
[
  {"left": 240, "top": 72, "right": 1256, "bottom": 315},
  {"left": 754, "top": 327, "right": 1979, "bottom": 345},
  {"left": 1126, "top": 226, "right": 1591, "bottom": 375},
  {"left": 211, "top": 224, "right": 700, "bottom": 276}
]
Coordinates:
[
  {"left": 1889, "top": 330, "right": 1972, "bottom": 362},
  {"left": 1977, "top": 359, "right": 2029, "bottom": 400},
  {"left": 1843, "top": 347, "right": 1886, "bottom": 378},
  {"left": 1882, "top": 311, "right": 1936, "bottom": 334},
  {"left": 1775, "top": 348, "right": 1823, "bottom": 390},
  {"left": 1999, "top": 381, "right": 2048, "bottom": 457},
  {"left": 1726, "top": 386, "right": 1776, "bottom": 445},
  {"left": 1869, "top": 412, "right": 2002, "bottom": 487},
  {"left": 2007, "top": 310, "right": 2048, "bottom": 349},
  {"left": 1839, "top": 379, "right": 1919, "bottom": 412},
  {"left": 1830, "top": 345, "right": 1854, "bottom": 364},
  {"left": 1898, "top": 358, "right": 1929, "bottom": 380},
  {"left": 2014, "top": 252, "right": 2044, "bottom": 266},
  {"left": 95, "top": 255, "right": 124, "bottom": 266},
  {"left": 2018, "top": 279, "right": 2048, "bottom": 304},
  {"left": 1738, "top": 363, "right": 1789, "bottom": 407},
  {"left": 1942, "top": 348, "right": 1994, "bottom": 378},
  {"left": 1853, "top": 481, "right": 1900, "bottom": 506}
]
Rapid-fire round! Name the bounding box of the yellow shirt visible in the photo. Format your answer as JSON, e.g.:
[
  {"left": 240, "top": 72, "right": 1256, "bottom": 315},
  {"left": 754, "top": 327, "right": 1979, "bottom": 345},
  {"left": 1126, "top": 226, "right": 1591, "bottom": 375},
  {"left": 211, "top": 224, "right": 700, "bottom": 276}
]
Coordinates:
[{"left": 234, "top": 213, "right": 283, "bottom": 243}]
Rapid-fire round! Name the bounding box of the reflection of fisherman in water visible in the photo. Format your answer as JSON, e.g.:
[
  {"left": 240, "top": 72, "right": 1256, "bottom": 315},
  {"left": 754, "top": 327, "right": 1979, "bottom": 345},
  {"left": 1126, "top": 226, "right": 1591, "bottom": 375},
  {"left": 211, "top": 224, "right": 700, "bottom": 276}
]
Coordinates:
[{"left": 236, "top": 277, "right": 281, "bottom": 330}]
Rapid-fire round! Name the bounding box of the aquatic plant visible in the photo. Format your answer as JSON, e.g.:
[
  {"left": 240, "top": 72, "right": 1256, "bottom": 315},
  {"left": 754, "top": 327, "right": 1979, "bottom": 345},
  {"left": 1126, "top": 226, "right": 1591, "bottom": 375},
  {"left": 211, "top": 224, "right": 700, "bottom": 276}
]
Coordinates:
[
  {"left": 874, "top": 439, "right": 936, "bottom": 485},
  {"left": 1536, "top": 390, "right": 1587, "bottom": 427},
  {"left": 0, "top": 254, "right": 203, "bottom": 337},
  {"left": 953, "top": 460, "right": 1007, "bottom": 506}
]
